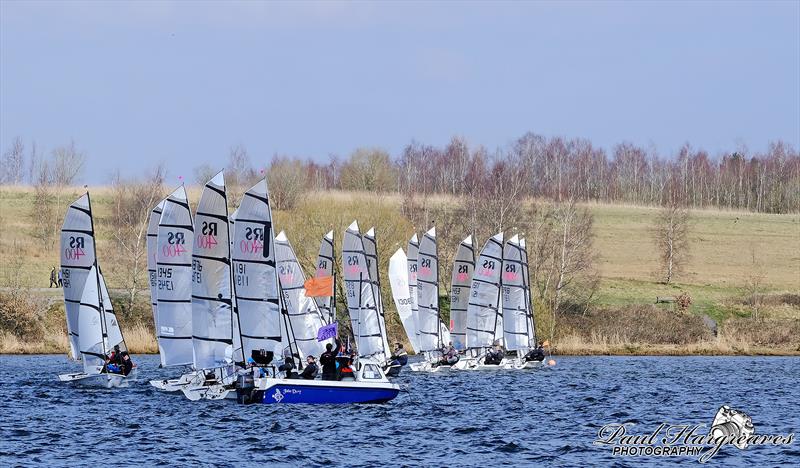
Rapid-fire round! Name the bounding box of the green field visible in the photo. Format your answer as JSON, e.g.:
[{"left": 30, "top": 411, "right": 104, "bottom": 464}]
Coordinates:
[{"left": 1, "top": 186, "right": 798, "bottom": 354}]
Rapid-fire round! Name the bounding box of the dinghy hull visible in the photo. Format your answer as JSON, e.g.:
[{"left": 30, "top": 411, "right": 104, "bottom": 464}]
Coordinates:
[
  {"left": 58, "top": 371, "right": 134, "bottom": 388},
  {"left": 238, "top": 378, "right": 400, "bottom": 405}
]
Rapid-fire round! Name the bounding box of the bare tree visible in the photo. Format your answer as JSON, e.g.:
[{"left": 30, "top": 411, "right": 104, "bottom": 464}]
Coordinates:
[
  {"left": 226, "top": 144, "right": 258, "bottom": 204},
  {"left": 109, "top": 166, "right": 166, "bottom": 314},
  {"left": 267, "top": 156, "right": 307, "bottom": 210},
  {"left": 30, "top": 157, "right": 57, "bottom": 247},
  {"left": 193, "top": 164, "right": 218, "bottom": 186},
  {"left": 1, "top": 136, "right": 25, "bottom": 184},
  {"left": 527, "top": 199, "right": 598, "bottom": 341},
  {"left": 340, "top": 148, "right": 395, "bottom": 192},
  {"left": 653, "top": 200, "right": 691, "bottom": 284},
  {"left": 51, "top": 140, "right": 84, "bottom": 186}
]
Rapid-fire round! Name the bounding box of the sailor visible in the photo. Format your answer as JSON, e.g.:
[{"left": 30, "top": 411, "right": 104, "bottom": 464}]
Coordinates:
[
  {"left": 484, "top": 341, "right": 505, "bottom": 365},
  {"left": 334, "top": 338, "right": 351, "bottom": 378},
  {"left": 107, "top": 345, "right": 123, "bottom": 366},
  {"left": 439, "top": 342, "right": 459, "bottom": 366},
  {"left": 319, "top": 343, "right": 337, "bottom": 380},
  {"left": 120, "top": 352, "right": 134, "bottom": 376},
  {"left": 300, "top": 356, "right": 318, "bottom": 380},
  {"left": 278, "top": 356, "right": 298, "bottom": 379},
  {"left": 389, "top": 343, "right": 408, "bottom": 367},
  {"left": 524, "top": 342, "right": 546, "bottom": 362}
]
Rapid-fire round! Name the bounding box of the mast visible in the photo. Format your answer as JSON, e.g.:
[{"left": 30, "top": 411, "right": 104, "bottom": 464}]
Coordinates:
[{"left": 87, "top": 193, "right": 109, "bottom": 359}]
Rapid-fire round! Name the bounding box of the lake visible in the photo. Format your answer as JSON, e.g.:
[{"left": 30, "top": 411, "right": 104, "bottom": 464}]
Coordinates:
[{"left": 1, "top": 355, "right": 797, "bottom": 466}]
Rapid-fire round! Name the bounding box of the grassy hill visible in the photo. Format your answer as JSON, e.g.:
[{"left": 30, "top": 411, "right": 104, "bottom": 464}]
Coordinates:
[{"left": 1, "top": 185, "right": 798, "bottom": 355}]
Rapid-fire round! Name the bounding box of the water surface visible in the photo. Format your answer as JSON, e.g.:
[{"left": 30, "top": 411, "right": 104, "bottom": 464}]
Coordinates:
[{"left": 1, "top": 355, "right": 797, "bottom": 466}]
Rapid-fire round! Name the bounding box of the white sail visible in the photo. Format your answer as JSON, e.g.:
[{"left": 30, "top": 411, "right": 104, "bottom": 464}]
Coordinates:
[
  {"left": 314, "top": 230, "right": 335, "bottom": 324},
  {"left": 342, "top": 221, "right": 390, "bottom": 360},
  {"left": 362, "top": 227, "right": 385, "bottom": 323},
  {"left": 407, "top": 233, "right": 420, "bottom": 349},
  {"left": 520, "top": 238, "right": 536, "bottom": 346},
  {"left": 450, "top": 235, "right": 474, "bottom": 350},
  {"left": 275, "top": 231, "right": 329, "bottom": 359},
  {"left": 78, "top": 266, "right": 105, "bottom": 375},
  {"left": 98, "top": 268, "right": 125, "bottom": 352},
  {"left": 416, "top": 227, "right": 441, "bottom": 352},
  {"left": 231, "top": 179, "right": 283, "bottom": 359},
  {"left": 156, "top": 185, "right": 195, "bottom": 367},
  {"left": 60, "top": 193, "right": 97, "bottom": 360},
  {"left": 229, "top": 208, "right": 242, "bottom": 362},
  {"left": 465, "top": 232, "right": 504, "bottom": 349},
  {"left": 388, "top": 248, "right": 421, "bottom": 353},
  {"left": 191, "top": 172, "right": 234, "bottom": 369},
  {"left": 502, "top": 235, "right": 534, "bottom": 351},
  {"left": 146, "top": 199, "right": 165, "bottom": 336}
]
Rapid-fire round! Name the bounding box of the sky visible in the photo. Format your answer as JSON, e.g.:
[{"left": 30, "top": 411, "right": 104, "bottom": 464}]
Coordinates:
[{"left": 1, "top": 0, "right": 798, "bottom": 184}]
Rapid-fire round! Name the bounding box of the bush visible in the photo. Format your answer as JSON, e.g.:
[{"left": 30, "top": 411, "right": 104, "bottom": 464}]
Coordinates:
[{"left": 0, "top": 292, "right": 45, "bottom": 340}]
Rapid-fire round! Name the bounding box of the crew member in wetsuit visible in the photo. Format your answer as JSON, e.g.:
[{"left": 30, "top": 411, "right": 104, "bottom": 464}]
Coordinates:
[
  {"left": 319, "top": 343, "right": 337, "bottom": 380},
  {"left": 439, "top": 342, "right": 459, "bottom": 366},
  {"left": 523, "top": 342, "right": 545, "bottom": 362},
  {"left": 484, "top": 342, "right": 505, "bottom": 365},
  {"left": 278, "top": 356, "right": 298, "bottom": 379},
  {"left": 107, "top": 345, "right": 122, "bottom": 366},
  {"left": 389, "top": 343, "right": 408, "bottom": 367},
  {"left": 300, "top": 356, "right": 318, "bottom": 380},
  {"left": 120, "top": 352, "right": 134, "bottom": 376},
  {"left": 334, "top": 338, "right": 351, "bottom": 379}
]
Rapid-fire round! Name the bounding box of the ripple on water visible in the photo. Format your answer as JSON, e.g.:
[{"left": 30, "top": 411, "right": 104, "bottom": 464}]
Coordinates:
[{"left": 0, "top": 355, "right": 798, "bottom": 467}]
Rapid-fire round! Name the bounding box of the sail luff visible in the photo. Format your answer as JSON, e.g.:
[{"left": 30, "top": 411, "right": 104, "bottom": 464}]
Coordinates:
[{"left": 406, "top": 234, "right": 420, "bottom": 350}]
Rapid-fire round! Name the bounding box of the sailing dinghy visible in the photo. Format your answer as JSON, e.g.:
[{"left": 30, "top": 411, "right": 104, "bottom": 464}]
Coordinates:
[
  {"left": 453, "top": 232, "right": 507, "bottom": 370},
  {"left": 58, "top": 193, "right": 136, "bottom": 387},
  {"left": 500, "top": 236, "right": 544, "bottom": 369}
]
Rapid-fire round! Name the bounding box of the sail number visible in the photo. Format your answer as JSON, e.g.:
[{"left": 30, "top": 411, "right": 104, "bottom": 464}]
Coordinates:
[
  {"left": 192, "top": 259, "right": 203, "bottom": 284},
  {"left": 234, "top": 263, "right": 249, "bottom": 287}
]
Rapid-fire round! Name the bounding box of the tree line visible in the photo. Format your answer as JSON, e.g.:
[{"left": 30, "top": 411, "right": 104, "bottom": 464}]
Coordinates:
[{"left": 3, "top": 133, "right": 798, "bottom": 214}]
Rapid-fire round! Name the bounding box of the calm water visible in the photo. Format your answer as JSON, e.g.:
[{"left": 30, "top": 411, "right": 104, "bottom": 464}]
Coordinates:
[{"left": 0, "top": 355, "right": 798, "bottom": 467}]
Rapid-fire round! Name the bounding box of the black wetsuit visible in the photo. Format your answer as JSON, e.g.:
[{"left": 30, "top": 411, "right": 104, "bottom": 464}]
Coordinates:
[
  {"left": 524, "top": 348, "right": 545, "bottom": 362},
  {"left": 320, "top": 350, "right": 337, "bottom": 380},
  {"left": 300, "top": 363, "right": 318, "bottom": 380},
  {"left": 121, "top": 359, "right": 133, "bottom": 376},
  {"left": 278, "top": 361, "right": 298, "bottom": 379},
  {"left": 484, "top": 349, "right": 505, "bottom": 365}
]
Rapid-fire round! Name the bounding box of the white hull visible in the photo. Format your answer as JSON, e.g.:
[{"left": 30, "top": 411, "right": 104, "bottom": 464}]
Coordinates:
[
  {"left": 409, "top": 361, "right": 454, "bottom": 373},
  {"left": 58, "top": 370, "right": 136, "bottom": 388},
  {"left": 180, "top": 368, "right": 238, "bottom": 401},
  {"left": 149, "top": 370, "right": 201, "bottom": 392},
  {"left": 453, "top": 356, "right": 544, "bottom": 370}
]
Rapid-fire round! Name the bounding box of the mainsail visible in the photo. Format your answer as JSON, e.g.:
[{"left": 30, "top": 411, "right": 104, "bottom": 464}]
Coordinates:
[
  {"left": 502, "top": 235, "right": 535, "bottom": 351},
  {"left": 60, "top": 193, "right": 97, "bottom": 360},
  {"left": 156, "top": 185, "right": 195, "bottom": 367},
  {"left": 230, "top": 179, "right": 282, "bottom": 359},
  {"left": 388, "top": 248, "right": 421, "bottom": 353},
  {"left": 450, "top": 235, "right": 475, "bottom": 350},
  {"left": 416, "top": 227, "right": 441, "bottom": 352},
  {"left": 146, "top": 199, "right": 165, "bottom": 337},
  {"left": 465, "top": 232, "right": 504, "bottom": 349},
  {"left": 342, "top": 221, "right": 391, "bottom": 360},
  {"left": 407, "top": 234, "right": 420, "bottom": 349},
  {"left": 191, "top": 172, "right": 234, "bottom": 369},
  {"left": 314, "top": 230, "right": 335, "bottom": 324},
  {"left": 78, "top": 266, "right": 105, "bottom": 375},
  {"left": 99, "top": 268, "right": 125, "bottom": 353},
  {"left": 362, "top": 227, "right": 385, "bottom": 323},
  {"left": 275, "top": 231, "right": 328, "bottom": 359}
]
